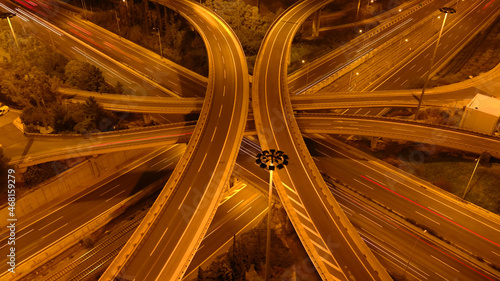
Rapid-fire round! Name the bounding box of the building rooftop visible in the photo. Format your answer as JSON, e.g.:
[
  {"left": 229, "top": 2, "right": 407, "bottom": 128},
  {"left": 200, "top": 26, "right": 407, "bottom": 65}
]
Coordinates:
[{"left": 466, "top": 94, "right": 500, "bottom": 117}]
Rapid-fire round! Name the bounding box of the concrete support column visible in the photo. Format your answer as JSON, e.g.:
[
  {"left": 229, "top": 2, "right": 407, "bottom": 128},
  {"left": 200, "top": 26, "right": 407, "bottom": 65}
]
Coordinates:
[
  {"left": 311, "top": 10, "right": 321, "bottom": 37},
  {"left": 370, "top": 137, "right": 379, "bottom": 150}
]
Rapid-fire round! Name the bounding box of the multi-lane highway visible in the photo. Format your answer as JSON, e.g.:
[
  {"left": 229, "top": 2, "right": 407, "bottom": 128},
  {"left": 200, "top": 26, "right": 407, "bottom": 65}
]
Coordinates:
[
  {"left": 7, "top": 122, "right": 195, "bottom": 167},
  {"left": 296, "top": 114, "right": 500, "bottom": 158},
  {"left": 252, "top": 0, "right": 392, "bottom": 280},
  {"left": 0, "top": 0, "right": 500, "bottom": 278},
  {"left": 100, "top": 0, "right": 249, "bottom": 280},
  {"left": 306, "top": 135, "right": 500, "bottom": 279},
  {"left": 6, "top": 137, "right": 498, "bottom": 280},
  {"left": 373, "top": 0, "right": 500, "bottom": 91},
  {"left": 7, "top": 112, "right": 500, "bottom": 175},
  {"left": 0, "top": 145, "right": 184, "bottom": 279},
  {"left": 0, "top": 0, "right": 207, "bottom": 98},
  {"left": 236, "top": 138, "right": 500, "bottom": 281},
  {"left": 287, "top": 0, "right": 453, "bottom": 94}
]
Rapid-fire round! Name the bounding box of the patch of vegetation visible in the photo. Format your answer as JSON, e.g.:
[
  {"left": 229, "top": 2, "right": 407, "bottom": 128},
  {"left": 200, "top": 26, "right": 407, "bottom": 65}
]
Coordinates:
[
  {"left": 22, "top": 162, "right": 67, "bottom": 188},
  {"left": 80, "top": 236, "right": 96, "bottom": 249},
  {"left": 205, "top": 0, "right": 279, "bottom": 74},
  {"left": 195, "top": 203, "right": 309, "bottom": 280},
  {"left": 0, "top": 25, "right": 131, "bottom": 133},
  {"left": 83, "top": 0, "right": 209, "bottom": 76},
  {"left": 415, "top": 107, "right": 462, "bottom": 126},
  {"left": 344, "top": 137, "right": 500, "bottom": 213}
]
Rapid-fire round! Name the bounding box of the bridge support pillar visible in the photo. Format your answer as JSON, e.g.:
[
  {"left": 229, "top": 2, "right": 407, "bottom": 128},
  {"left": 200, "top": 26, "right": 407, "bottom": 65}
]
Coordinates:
[
  {"left": 89, "top": 156, "right": 101, "bottom": 177},
  {"left": 370, "top": 137, "right": 380, "bottom": 150},
  {"left": 311, "top": 10, "right": 321, "bottom": 38}
]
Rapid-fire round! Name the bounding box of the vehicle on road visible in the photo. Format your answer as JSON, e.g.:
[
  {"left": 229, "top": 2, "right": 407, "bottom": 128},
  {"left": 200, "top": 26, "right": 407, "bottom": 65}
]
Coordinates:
[{"left": 0, "top": 105, "right": 9, "bottom": 116}]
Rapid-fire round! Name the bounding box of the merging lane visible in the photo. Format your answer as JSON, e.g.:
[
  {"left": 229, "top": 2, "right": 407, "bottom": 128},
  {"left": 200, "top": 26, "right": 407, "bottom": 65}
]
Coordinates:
[
  {"left": 252, "top": 0, "right": 391, "bottom": 280},
  {"left": 100, "top": 1, "right": 249, "bottom": 280}
]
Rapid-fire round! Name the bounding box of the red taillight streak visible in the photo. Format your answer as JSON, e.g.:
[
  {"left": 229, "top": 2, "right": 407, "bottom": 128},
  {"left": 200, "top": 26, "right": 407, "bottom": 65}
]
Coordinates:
[
  {"left": 482, "top": 0, "right": 494, "bottom": 9},
  {"left": 360, "top": 175, "right": 499, "bottom": 248},
  {"left": 68, "top": 28, "right": 103, "bottom": 49},
  {"left": 67, "top": 21, "right": 92, "bottom": 35},
  {"left": 16, "top": 0, "right": 34, "bottom": 9},
  {"left": 350, "top": 179, "right": 496, "bottom": 280},
  {"left": 103, "top": 42, "right": 141, "bottom": 63}
]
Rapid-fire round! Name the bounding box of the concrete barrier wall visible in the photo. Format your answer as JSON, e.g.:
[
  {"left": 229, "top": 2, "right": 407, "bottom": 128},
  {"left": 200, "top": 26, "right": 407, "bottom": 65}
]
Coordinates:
[{"left": 0, "top": 149, "right": 144, "bottom": 229}]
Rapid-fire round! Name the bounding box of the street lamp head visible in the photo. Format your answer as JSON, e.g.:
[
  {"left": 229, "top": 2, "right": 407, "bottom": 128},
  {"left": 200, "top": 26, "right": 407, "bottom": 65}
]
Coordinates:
[
  {"left": 439, "top": 7, "right": 456, "bottom": 13},
  {"left": 0, "top": 12, "right": 16, "bottom": 19},
  {"left": 256, "top": 150, "right": 289, "bottom": 171}
]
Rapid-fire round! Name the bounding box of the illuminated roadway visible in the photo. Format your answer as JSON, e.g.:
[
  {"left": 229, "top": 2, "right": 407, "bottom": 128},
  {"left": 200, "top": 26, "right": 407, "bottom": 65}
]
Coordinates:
[
  {"left": 0, "top": 0, "right": 207, "bottom": 98},
  {"left": 372, "top": 0, "right": 500, "bottom": 91},
  {"left": 1, "top": 0, "right": 498, "bottom": 278},
  {"left": 100, "top": 0, "right": 249, "bottom": 280},
  {"left": 0, "top": 146, "right": 185, "bottom": 279},
  {"left": 252, "top": 0, "right": 391, "bottom": 280},
  {"left": 7, "top": 113, "right": 500, "bottom": 168},
  {"left": 2, "top": 139, "right": 498, "bottom": 280},
  {"left": 7, "top": 123, "right": 195, "bottom": 168},
  {"left": 287, "top": 0, "right": 453, "bottom": 94},
  {"left": 236, "top": 138, "right": 500, "bottom": 281},
  {"left": 295, "top": 114, "right": 500, "bottom": 158}
]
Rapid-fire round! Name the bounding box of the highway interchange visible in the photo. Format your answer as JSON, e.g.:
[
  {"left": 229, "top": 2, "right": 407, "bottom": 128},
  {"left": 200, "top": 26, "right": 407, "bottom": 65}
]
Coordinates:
[{"left": 0, "top": 0, "right": 500, "bottom": 278}]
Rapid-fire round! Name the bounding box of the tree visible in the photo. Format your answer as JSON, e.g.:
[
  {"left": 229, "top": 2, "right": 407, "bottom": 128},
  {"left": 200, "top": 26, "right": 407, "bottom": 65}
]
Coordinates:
[
  {"left": 114, "top": 81, "right": 125, "bottom": 95},
  {"left": 205, "top": 0, "right": 273, "bottom": 56},
  {"left": 216, "top": 259, "right": 233, "bottom": 281},
  {"left": 22, "top": 162, "right": 59, "bottom": 187},
  {"left": 196, "top": 267, "right": 206, "bottom": 281},
  {"left": 83, "top": 96, "right": 103, "bottom": 120},
  {"left": 64, "top": 60, "right": 107, "bottom": 92},
  {"left": 21, "top": 105, "right": 47, "bottom": 127},
  {"left": 74, "top": 117, "right": 97, "bottom": 134},
  {"left": 230, "top": 238, "right": 246, "bottom": 281},
  {"left": 50, "top": 102, "right": 85, "bottom": 133}
]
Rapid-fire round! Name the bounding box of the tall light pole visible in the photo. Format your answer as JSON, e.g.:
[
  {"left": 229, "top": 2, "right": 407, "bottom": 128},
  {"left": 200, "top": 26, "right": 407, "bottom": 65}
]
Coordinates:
[
  {"left": 415, "top": 7, "right": 456, "bottom": 120},
  {"left": 256, "top": 150, "right": 289, "bottom": 281},
  {"left": 301, "top": 59, "right": 310, "bottom": 85},
  {"left": 349, "top": 71, "right": 359, "bottom": 90},
  {"left": 356, "top": 0, "right": 361, "bottom": 20},
  {"left": 399, "top": 38, "right": 408, "bottom": 53},
  {"left": 114, "top": 10, "right": 121, "bottom": 38},
  {"left": 0, "top": 12, "right": 19, "bottom": 49},
  {"left": 1, "top": 13, "right": 49, "bottom": 128},
  {"left": 80, "top": 0, "right": 87, "bottom": 18},
  {"left": 153, "top": 27, "right": 163, "bottom": 58},
  {"left": 403, "top": 229, "right": 426, "bottom": 278},
  {"left": 463, "top": 154, "right": 482, "bottom": 198}
]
